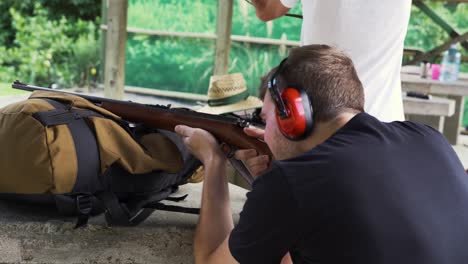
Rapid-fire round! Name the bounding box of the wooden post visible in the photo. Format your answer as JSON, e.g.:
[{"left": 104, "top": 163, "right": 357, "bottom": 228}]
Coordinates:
[
  {"left": 443, "top": 95, "right": 465, "bottom": 145},
  {"left": 104, "top": 0, "right": 128, "bottom": 99},
  {"left": 213, "top": 0, "right": 233, "bottom": 75},
  {"left": 99, "top": 0, "right": 108, "bottom": 85}
]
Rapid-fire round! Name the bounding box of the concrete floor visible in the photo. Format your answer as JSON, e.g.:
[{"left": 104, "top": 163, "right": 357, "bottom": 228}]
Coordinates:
[{"left": 0, "top": 182, "right": 247, "bottom": 264}]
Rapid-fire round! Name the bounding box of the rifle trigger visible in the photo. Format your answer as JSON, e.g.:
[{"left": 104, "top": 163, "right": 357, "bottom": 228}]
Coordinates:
[
  {"left": 220, "top": 143, "right": 236, "bottom": 159},
  {"left": 237, "top": 118, "right": 250, "bottom": 128}
]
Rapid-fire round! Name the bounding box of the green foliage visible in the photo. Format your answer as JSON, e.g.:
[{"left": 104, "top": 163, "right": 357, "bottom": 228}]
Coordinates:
[
  {"left": 229, "top": 42, "right": 285, "bottom": 95},
  {"left": 128, "top": 0, "right": 216, "bottom": 33},
  {"left": 125, "top": 0, "right": 301, "bottom": 94},
  {"left": 71, "top": 23, "right": 100, "bottom": 87},
  {"left": 37, "top": 0, "right": 101, "bottom": 22},
  {"left": 0, "top": 0, "right": 100, "bottom": 48},
  {"left": 405, "top": 3, "right": 467, "bottom": 70},
  {"left": 0, "top": 3, "right": 99, "bottom": 88},
  {"left": 405, "top": 6, "right": 449, "bottom": 52},
  {"left": 125, "top": 35, "right": 215, "bottom": 93}
]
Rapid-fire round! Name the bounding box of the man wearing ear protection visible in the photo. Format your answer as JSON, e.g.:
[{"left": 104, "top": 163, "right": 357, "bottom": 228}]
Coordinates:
[
  {"left": 250, "top": 0, "right": 411, "bottom": 123},
  {"left": 175, "top": 45, "right": 468, "bottom": 264}
]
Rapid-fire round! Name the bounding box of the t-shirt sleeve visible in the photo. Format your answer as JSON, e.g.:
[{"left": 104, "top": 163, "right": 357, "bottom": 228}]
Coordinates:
[
  {"left": 280, "top": 0, "right": 298, "bottom": 8},
  {"left": 229, "top": 163, "right": 300, "bottom": 264}
]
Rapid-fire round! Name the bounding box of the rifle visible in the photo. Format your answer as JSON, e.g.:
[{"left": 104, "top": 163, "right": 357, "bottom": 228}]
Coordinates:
[{"left": 12, "top": 80, "right": 271, "bottom": 186}]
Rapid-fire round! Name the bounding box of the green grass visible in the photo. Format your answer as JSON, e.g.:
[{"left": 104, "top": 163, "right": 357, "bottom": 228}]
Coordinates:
[{"left": 0, "top": 82, "right": 28, "bottom": 96}]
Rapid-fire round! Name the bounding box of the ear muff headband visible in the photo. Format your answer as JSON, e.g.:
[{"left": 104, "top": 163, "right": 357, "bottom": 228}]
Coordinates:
[
  {"left": 268, "top": 58, "right": 314, "bottom": 140},
  {"left": 268, "top": 59, "right": 289, "bottom": 119}
]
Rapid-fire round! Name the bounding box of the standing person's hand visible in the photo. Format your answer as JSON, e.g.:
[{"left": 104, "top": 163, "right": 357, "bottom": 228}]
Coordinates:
[
  {"left": 234, "top": 126, "right": 270, "bottom": 176},
  {"left": 175, "top": 125, "right": 224, "bottom": 164}
]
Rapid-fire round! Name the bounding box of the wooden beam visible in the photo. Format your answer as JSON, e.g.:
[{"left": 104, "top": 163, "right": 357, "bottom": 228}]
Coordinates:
[
  {"left": 100, "top": 25, "right": 301, "bottom": 46},
  {"left": 405, "top": 31, "right": 468, "bottom": 65},
  {"left": 104, "top": 0, "right": 128, "bottom": 99},
  {"left": 413, "top": 0, "right": 468, "bottom": 51},
  {"left": 213, "top": 0, "right": 233, "bottom": 75}
]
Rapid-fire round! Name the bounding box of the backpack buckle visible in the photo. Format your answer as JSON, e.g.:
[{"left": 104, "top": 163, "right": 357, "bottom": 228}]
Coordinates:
[
  {"left": 74, "top": 194, "right": 93, "bottom": 228},
  {"left": 76, "top": 194, "right": 93, "bottom": 215}
]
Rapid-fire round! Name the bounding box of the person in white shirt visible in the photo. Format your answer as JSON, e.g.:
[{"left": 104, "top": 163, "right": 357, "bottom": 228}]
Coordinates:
[{"left": 251, "top": 0, "right": 412, "bottom": 122}]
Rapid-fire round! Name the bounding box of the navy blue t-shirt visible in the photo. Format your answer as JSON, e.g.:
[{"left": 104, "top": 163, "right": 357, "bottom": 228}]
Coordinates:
[{"left": 229, "top": 113, "right": 468, "bottom": 264}]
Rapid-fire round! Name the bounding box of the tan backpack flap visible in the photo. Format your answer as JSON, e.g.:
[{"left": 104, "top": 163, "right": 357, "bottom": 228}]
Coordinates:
[
  {"left": 91, "top": 118, "right": 184, "bottom": 174},
  {"left": 32, "top": 91, "right": 185, "bottom": 175},
  {"left": 0, "top": 91, "right": 196, "bottom": 197},
  {"left": 0, "top": 99, "right": 77, "bottom": 194}
]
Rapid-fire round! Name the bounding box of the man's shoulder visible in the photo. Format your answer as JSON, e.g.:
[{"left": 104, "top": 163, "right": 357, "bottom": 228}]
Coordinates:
[
  {"left": 340, "top": 113, "right": 445, "bottom": 142},
  {"left": 387, "top": 119, "right": 446, "bottom": 141}
]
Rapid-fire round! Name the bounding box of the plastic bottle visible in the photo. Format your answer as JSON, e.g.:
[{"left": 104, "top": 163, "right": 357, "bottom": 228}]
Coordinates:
[{"left": 439, "top": 44, "right": 461, "bottom": 82}]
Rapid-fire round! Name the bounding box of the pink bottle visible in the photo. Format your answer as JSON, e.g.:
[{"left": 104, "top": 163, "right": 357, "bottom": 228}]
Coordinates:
[{"left": 431, "top": 64, "right": 441, "bottom": 80}]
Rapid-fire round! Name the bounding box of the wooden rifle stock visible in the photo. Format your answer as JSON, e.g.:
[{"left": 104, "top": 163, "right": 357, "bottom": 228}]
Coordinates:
[
  {"left": 100, "top": 101, "right": 272, "bottom": 157},
  {"left": 12, "top": 80, "right": 272, "bottom": 161}
]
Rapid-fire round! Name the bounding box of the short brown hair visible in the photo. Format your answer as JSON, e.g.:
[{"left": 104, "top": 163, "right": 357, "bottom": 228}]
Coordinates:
[{"left": 260, "top": 44, "right": 365, "bottom": 123}]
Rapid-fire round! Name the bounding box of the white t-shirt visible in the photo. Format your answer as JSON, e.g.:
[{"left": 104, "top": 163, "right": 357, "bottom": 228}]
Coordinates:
[{"left": 280, "top": 0, "right": 411, "bottom": 122}]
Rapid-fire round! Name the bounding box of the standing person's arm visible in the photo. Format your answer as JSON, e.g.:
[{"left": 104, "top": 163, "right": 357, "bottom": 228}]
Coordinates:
[
  {"left": 175, "top": 125, "right": 239, "bottom": 264},
  {"left": 251, "top": 0, "right": 291, "bottom": 21}
]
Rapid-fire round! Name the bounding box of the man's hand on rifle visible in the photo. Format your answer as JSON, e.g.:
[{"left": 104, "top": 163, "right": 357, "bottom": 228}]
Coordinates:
[
  {"left": 234, "top": 126, "right": 270, "bottom": 177},
  {"left": 175, "top": 125, "right": 225, "bottom": 164}
]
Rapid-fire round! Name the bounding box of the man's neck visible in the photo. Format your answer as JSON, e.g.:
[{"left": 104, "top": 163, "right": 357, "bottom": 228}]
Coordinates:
[{"left": 298, "top": 112, "right": 359, "bottom": 152}]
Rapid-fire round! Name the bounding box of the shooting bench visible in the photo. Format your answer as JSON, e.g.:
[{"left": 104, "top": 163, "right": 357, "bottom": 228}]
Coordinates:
[
  {"left": 404, "top": 94, "right": 455, "bottom": 132},
  {"left": 401, "top": 66, "right": 468, "bottom": 144}
]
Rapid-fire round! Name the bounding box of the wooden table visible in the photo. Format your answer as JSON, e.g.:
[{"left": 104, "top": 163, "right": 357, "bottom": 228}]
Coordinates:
[{"left": 401, "top": 73, "right": 468, "bottom": 145}]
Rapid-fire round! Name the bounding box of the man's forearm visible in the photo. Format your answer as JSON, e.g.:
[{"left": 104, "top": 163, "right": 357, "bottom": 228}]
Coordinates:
[
  {"left": 251, "top": 0, "right": 290, "bottom": 21},
  {"left": 194, "top": 156, "right": 233, "bottom": 263},
  {"left": 251, "top": 0, "right": 268, "bottom": 9}
]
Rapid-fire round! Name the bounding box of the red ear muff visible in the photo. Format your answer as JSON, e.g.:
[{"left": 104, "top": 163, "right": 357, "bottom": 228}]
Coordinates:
[{"left": 276, "top": 87, "right": 313, "bottom": 140}]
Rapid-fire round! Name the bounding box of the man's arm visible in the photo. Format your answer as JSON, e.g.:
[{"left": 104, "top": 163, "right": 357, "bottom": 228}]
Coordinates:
[
  {"left": 251, "top": 0, "right": 290, "bottom": 22},
  {"left": 175, "top": 125, "right": 293, "bottom": 264},
  {"left": 193, "top": 155, "right": 238, "bottom": 263},
  {"left": 175, "top": 125, "right": 238, "bottom": 264}
]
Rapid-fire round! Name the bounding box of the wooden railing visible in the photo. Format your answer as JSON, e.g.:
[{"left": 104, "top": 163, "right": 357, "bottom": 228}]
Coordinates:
[{"left": 101, "top": 25, "right": 301, "bottom": 47}]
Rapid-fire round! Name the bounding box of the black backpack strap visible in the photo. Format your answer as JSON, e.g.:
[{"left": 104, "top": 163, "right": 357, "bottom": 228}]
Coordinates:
[
  {"left": 97, "top": 190, "right": 200, "bottom": 226},
  {"left": 32, "top": 99, "right": 103, "bottom": 193},
  {"left": 32, "top": 98, "right": 104, "bottom": 226},
  {"left": 54, "top": 193, "right": 105, "bottom": 228},
  {"left": 97, "top": 192, "right": 156, "bottom": 226},
  {"left": 143, "top": 202, "right": 200, "bottom": 215}
]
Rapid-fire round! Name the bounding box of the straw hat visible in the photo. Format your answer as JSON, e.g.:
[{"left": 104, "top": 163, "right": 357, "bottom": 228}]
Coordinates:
[{"left": 197, "top": 73, "right": 263, "bottom": 114}]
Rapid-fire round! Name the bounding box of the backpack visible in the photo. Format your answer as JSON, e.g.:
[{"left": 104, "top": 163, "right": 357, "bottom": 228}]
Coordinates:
[{"left": 0, "top": 91, "right": 202, "bottom": 227}]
